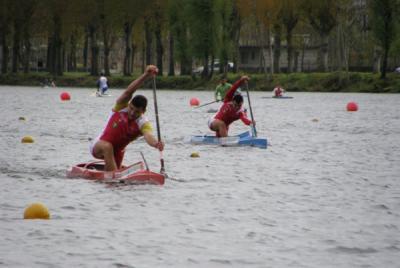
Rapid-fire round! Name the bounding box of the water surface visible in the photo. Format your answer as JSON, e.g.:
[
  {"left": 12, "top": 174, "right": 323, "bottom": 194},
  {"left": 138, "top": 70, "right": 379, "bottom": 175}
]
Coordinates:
[{"left": 1, "top": 86, "right": 399, "bottom": 268}]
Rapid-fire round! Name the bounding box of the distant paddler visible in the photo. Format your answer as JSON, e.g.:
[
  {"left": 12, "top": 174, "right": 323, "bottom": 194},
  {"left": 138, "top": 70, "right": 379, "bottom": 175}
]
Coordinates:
[
  {"left": 272, "top": 84, "right": 285, "bottom": 98},
  {"left": 208, "top": 76, "right": 254, "bottom": 137},
  {"left": 215, "top": 76, "right": 232, "bottom": 102},
  {"left": 96, "top": 72, "right": 109, "bottom": 96},
  {"left": 90, "top": 65, "right": 164, "bottom": 171}
]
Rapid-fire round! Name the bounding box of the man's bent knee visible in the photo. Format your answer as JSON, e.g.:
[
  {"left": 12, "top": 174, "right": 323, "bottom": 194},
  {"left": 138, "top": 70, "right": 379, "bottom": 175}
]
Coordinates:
[{"left": 92, "top": 140, "right": 114, "bottom": 159}]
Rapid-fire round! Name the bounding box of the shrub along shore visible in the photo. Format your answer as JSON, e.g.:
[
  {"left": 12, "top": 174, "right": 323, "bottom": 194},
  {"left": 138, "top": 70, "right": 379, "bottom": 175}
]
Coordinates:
[{"left": 0, "top": 71, "right": 399, "bottom": 93}]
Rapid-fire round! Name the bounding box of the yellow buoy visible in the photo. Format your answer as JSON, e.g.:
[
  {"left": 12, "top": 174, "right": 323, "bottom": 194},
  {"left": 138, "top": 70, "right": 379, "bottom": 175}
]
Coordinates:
[
  {"left": 24, "top": 203, "right": 50, "bottom": 220},
  {"left": 190, "top": 152, "right": 200, "bottom": 158},
  {"left": 18, "top": 116, "right": 26, "bottom": 121},
  {"left": 21, "top": 136, "right": 34, "bottom": 143}
]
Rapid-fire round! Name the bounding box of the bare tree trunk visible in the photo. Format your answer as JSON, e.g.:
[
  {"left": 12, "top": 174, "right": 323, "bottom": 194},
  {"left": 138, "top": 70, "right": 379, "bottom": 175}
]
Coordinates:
[
  {"left": 141, "top": 40, "right": 145, "bottom": 73},
  {"left": 123, "top": 22, "right": 133, "bottom": 76},
  {"left": 286, "top": 28, "right": 293, "bottom": 73},
  {"left": 22, "top": 38, "right": 31, "bottom": 73},
  {"left": 145, "top": 20, "right": 153, "bottom": 65},
  {"left": 155, "top": 22, "right": 163, "bottom": 76},
  {"left": 273, "top": 24, "right": 281, "bottom": 73},
  {"left": 381, "top": 43, "right": 389, "bottom": 79},
  {"left": 1, "top": 34, "right": 9, "bottom": 73},
  {"left": 89, "top": 24, "right": 99, "bottom": 76},
  {"left": 230, "top": 5, "right": 241, "bottom": 73},
  {"left": 201, "top": 53, "right": 209, "bottom": 79},
  {"left": 268, "top": 27, "right": 274, "bottom": 75},
  {"left": 317, "top": 35, "right": 329, "bottom": 72},
  {"left": 130, "top": 43, "right": 136, "bottom": 74},
  {"left": 83, "top": 28, "right": 89, "bottom": 72},
  {"left": 11, "top": 20, "right": 21, "bottom": 73},
  {"left": 301, "top": 37, "right": 306, "bottom": 72},
  {"left": 67, "top": 34, "right": 77, "bottom": 72},
  {"left": 168, "top": 32, "right": 175, "bottom": 76},
  {"left": 48, "top": 15, "right": 63, "bottom": 76}
]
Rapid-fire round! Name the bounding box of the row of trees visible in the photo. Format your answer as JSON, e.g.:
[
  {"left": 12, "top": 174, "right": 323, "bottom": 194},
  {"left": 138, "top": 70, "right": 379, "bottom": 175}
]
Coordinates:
[{"left": 0, "top": 0, "right": 399, "bottom": 79}]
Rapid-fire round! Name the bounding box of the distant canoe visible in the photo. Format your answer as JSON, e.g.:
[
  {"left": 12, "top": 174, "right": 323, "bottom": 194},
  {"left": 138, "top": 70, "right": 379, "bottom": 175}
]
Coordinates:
[
  {"left": 262, "top": 96, "right": 294, "bottom": 99},
  {"left": 206, "top": 108, "right": 218, "bottom": 113}
]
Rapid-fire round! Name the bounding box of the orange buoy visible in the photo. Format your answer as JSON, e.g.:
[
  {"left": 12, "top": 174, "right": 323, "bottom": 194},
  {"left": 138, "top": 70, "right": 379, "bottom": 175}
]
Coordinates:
[
  {"left": 346, "top": 102, "right": 358, "bottom": 112},
  {"left": 60, "top": 91, "right": 71, "bottom": 101},
  {"left": 190, "top": 97, "right": 200, "bottom": 106}
]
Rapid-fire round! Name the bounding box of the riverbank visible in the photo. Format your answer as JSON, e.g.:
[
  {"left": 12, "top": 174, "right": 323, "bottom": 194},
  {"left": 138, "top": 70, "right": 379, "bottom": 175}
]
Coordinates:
[{"left": 0, "top": 71, "right": 399, "bottom": 92}]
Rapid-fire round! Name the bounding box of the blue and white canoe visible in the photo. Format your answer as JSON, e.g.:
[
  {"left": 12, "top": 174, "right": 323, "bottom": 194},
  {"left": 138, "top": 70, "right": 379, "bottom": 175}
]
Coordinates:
[{"left": 188, "top": 131, "right": 267, "bottom": 149}]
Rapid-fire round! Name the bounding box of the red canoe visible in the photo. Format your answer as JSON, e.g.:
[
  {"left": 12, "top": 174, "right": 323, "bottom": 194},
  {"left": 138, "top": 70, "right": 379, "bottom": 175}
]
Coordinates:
[{"left": 67, "top": 160, "right": 165, "bottom": 185}]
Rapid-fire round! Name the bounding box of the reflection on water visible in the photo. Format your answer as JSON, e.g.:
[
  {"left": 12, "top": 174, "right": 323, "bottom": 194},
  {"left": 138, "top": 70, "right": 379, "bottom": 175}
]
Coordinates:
[{"left": 1, "top": 86, "right": 399, "bottom": 268}]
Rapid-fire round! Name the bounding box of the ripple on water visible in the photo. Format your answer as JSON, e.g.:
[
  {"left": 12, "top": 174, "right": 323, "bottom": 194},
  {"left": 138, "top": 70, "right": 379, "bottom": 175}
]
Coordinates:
[{"left": 329, "top": 246, "right": 379, "bottom": 254}]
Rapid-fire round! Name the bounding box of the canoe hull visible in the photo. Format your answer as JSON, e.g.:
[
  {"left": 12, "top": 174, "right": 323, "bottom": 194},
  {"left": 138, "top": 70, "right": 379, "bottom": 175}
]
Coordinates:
[
  {"left": 67, "top": 161, "right": 165, "bottom": 185},
  {"left": 189, "top": 131, "right": 267, "bottom": 149}
]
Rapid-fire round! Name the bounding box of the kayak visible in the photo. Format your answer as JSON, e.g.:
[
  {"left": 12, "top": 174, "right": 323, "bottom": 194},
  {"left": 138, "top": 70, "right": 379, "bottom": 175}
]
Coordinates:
[
  {"left": 96, "top": 92, "right": 112, "bottom": 97},
  {"left": 66, "top": 160, "right": 165, "bottom": 185},
  {"left": 262, "top": 96, "right": 293, "bottom": 99},
  {"left": 188, "top": 131, "right": 267, "bottom": 149},
  {"left": 206, "top": 108, "right": 218, "bottom": 113}
]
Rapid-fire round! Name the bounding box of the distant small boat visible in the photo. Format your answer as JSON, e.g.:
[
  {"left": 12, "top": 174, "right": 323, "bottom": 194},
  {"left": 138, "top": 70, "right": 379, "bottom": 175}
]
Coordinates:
[
  {"left": 96, "top": 92, "right": 112, "bottom": 97},
  {"left": 188, "top": 131, "right": 267, "bottom": 149},
  {"left": 67, "top": 160, "right": 165, "bottom": 185},
  {"left": 262, "top": 96, "right": 293, "bottom": 99},
  {"left": 206, "top": 108, "right": 218, "bottom": 113}
]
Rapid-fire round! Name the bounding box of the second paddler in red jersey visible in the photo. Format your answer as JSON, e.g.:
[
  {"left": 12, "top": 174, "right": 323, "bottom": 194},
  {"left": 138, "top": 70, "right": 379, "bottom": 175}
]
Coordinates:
[
  {"left": 208, "top": 76, "right": 255, "bottom": 137},
  {"left": 90, "top": 65, "right": 164, "bottom": 171}
]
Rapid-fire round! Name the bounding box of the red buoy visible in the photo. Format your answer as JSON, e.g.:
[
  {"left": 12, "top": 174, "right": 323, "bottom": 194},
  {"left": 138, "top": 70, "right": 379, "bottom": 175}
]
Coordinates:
[
  {"left": 60, "top": 92, "right": 71, "bottom": 101},
  {"left": 346, "top": 102, "right": 358, "bottom": 112},
  {"left": 190, "top": 97, "right": 200, "bottom": 106}
]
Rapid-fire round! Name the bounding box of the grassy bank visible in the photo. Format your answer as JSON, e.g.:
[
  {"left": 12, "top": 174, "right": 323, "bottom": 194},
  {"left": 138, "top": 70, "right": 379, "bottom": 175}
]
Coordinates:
[{"left": 0, "top": 71, "right": 399, "bottom": 93}]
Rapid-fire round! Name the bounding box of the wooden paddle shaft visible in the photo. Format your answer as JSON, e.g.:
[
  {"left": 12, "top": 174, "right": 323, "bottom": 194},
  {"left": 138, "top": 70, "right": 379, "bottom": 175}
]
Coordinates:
[{"left": 152, "top": 76, "right": 165, "bottom": 173}]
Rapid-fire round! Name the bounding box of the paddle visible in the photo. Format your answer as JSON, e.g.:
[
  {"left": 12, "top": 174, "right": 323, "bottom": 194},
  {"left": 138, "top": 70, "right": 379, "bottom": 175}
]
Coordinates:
[
  {"left": 245, "top": 82, "right": 257, "bottom": 137},
  {"left": 140, "top": 151, "right": 150, "bottom": 171},
  {"left": 151, "top": 74, "right": 165, "bottom": 174},
  {"left": 194, "top": 99, "right": 219, "bottom": 109}
]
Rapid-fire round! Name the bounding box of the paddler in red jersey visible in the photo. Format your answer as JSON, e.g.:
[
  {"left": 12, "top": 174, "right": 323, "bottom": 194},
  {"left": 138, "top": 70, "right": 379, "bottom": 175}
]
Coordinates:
[
  {"left": 273, "top": 84, "right": 285, "bottom": 97},
  {"left": 208, "top": 76, "right": 254, "bottom": 137},
  {"left": 90, "top": 65, "right": 164, "bottom": 171}
]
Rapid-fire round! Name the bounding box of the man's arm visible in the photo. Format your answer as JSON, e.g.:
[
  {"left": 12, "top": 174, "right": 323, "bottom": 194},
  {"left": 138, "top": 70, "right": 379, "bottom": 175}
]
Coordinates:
[
  {"left": 143, "top": 132, "right": 164, "bottom": 151},
  {"left": 116, "top": 65, "right": 158, "bottom": 105},
  {"left": 223, "top": 76, "right": 249, "bottom": 102}
]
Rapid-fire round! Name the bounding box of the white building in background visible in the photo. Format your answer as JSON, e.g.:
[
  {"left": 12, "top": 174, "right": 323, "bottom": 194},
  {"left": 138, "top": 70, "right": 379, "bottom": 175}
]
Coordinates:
[{"left": 238, "top": 30, "right": 319, "bottom": 73}]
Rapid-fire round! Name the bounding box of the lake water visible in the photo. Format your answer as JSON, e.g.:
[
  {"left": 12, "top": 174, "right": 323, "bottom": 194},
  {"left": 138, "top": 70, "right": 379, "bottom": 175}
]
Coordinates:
[{"left": 1, "top": 85, "right": 399, "bottom": 268}]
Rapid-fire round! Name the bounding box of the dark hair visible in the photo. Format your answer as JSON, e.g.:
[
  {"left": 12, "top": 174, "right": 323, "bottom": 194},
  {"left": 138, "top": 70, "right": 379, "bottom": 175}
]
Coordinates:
[
  {"left": 233, "top": 94, "right": 243, "bottom": 104},
  {"left": 130, "top": 95, "right": 148, "bottom": 110}
]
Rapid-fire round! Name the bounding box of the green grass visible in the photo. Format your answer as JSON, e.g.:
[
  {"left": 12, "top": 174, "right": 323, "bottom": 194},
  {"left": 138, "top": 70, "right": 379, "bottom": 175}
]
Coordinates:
[{"left": 0, "top": 71, "right": 399, "bottom": 93}]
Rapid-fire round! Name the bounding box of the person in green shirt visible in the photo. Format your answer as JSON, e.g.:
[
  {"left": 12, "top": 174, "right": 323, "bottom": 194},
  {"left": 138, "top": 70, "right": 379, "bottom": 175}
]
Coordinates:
[{"left": 215, "top": 77, "right": 232, "bottom": 101}]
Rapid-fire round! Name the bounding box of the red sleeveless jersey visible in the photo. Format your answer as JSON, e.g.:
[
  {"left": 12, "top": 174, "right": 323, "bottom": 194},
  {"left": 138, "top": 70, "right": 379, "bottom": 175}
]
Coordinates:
[
  {"left": 99, "top": 106, "right": 152, "bottom": 151},
  {"left": 214, "top": 79, "right": 251, "bottom": 126}
]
